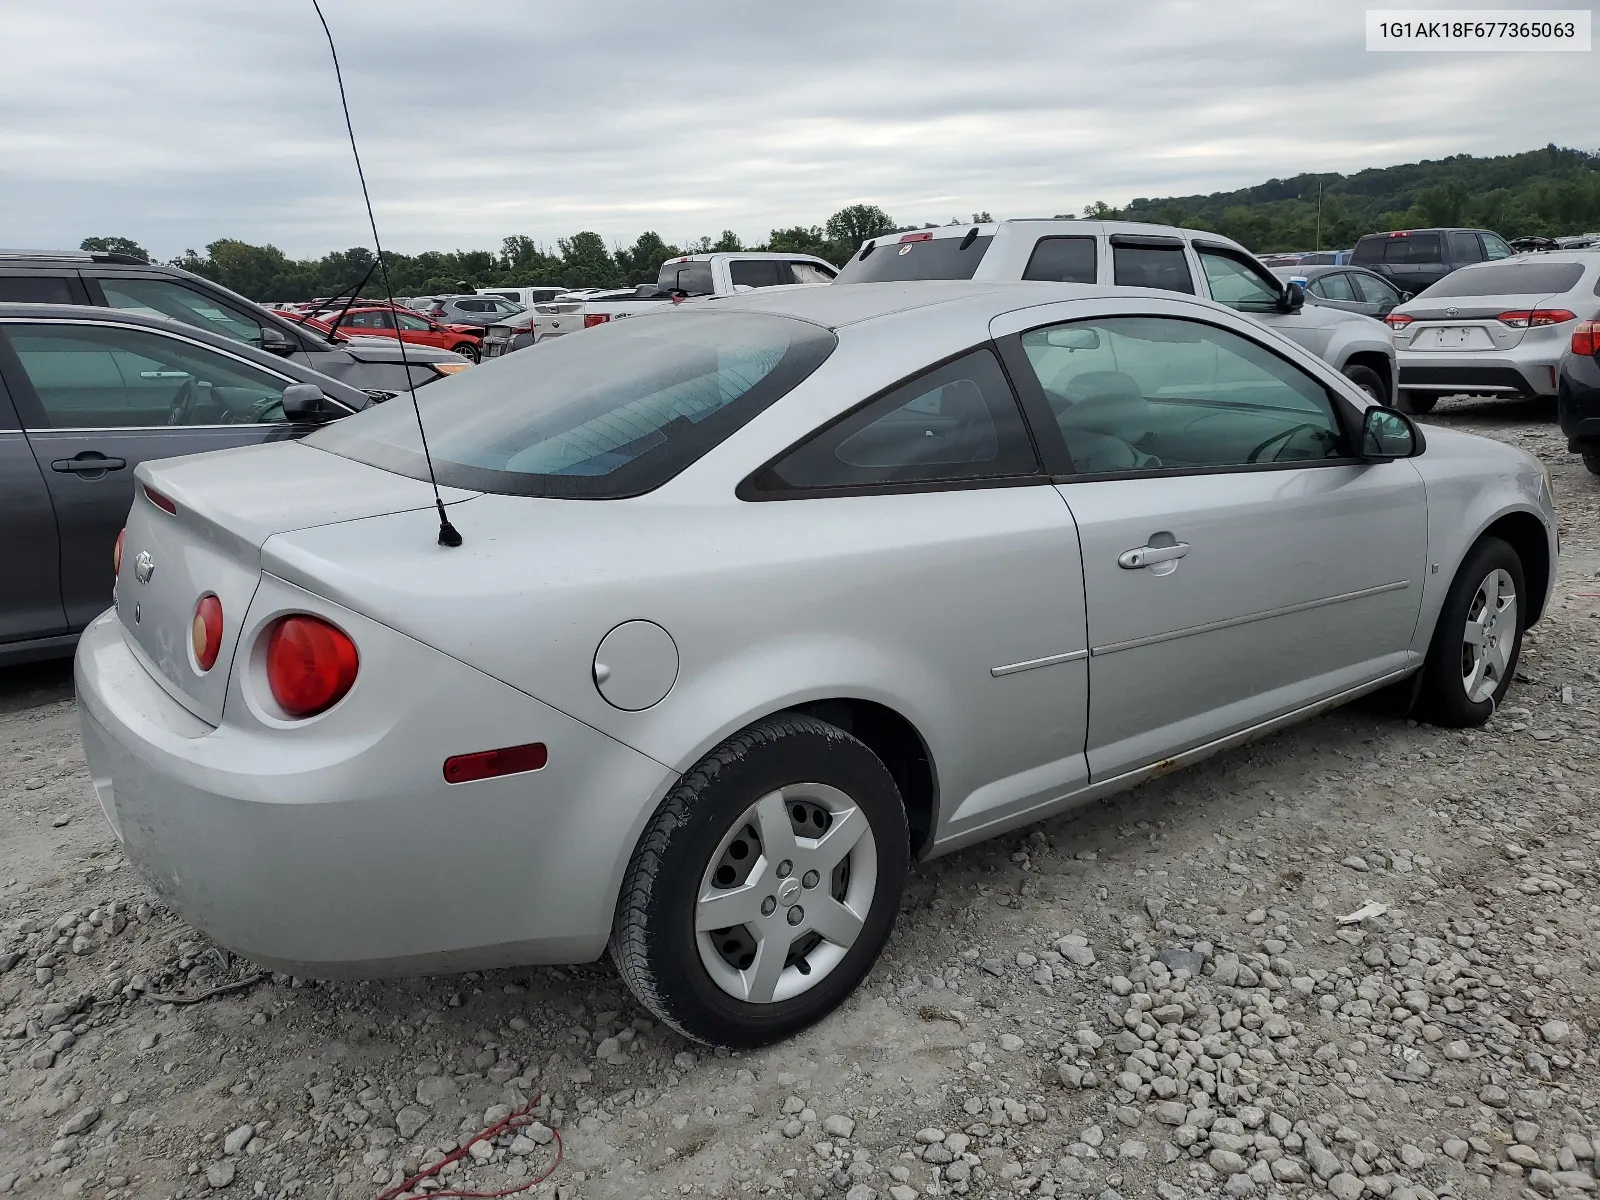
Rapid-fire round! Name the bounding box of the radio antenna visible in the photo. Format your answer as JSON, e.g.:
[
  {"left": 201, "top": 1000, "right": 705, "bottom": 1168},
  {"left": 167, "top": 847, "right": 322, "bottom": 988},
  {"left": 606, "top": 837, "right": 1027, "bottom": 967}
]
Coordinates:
[{"left": 311, "top": 0, "right": 461, "bottom": 547}]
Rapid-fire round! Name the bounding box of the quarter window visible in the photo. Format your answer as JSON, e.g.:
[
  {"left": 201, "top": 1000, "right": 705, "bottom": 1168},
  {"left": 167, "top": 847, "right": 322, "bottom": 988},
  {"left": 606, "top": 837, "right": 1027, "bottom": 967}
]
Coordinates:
[
  {"left": 1022, "top": 237, "right": 1097, "bottom": 284},
  {"left": 5, "top": 323, "right": 294, "bottom": 429},
  {"left": 1197, "top": 251, "right": 1280, "bottom": 311},
  {"left": 1018, "top": 317, "right": 1346, "bottom": 476},
  {"left": 97, "top": 278, "right": 270, "bottom": 349},
  {"left": 0, "top": 277, "right": 78, "bottom": 303},
  {"left": 1111, "top": 244, "right": 1195, "bottom": 294},
  {"left": 755, "top": 349, "right": 1040, "bottom": 492}
]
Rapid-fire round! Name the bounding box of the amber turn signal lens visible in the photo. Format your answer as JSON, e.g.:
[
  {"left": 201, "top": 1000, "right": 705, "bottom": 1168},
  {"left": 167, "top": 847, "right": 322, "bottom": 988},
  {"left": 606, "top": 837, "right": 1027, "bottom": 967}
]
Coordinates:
[
  {"left": 113, "top": 529, "right": 125, "bottom": 577},
  {"left": 192, "top": 594, "right": 223, "bottom": 672}
]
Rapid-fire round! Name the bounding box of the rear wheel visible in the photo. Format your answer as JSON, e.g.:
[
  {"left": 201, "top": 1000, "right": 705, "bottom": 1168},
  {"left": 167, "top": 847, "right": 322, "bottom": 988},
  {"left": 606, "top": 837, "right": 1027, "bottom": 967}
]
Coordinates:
[
  {"left": 611, "top": 714, "right": 908, "bottom": 1047},
  {"left": 451, "top": 343, "right": 480, "bottom": 363},
  {"left": 1583, "top": 450, "right": 1600, "bottom": 477},
  {"left": 1397, "top": 391, "right": 1438, "bottom": 415},
  {"left": 1413, "top": 536, "right": 1524, "bottom": 727},
  {"left": 1342, "top": 364, "right": 1389, "bottom": 406}
]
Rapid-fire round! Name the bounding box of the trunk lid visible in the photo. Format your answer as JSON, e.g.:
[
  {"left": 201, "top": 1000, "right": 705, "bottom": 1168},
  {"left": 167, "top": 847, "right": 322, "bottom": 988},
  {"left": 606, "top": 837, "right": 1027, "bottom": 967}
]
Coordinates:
[
  {"left": 1395, "top": 291, "right": 1562, "bottom": 352},
  {"left": 117, "top": 441, "right": 478, "bottom": 725}
]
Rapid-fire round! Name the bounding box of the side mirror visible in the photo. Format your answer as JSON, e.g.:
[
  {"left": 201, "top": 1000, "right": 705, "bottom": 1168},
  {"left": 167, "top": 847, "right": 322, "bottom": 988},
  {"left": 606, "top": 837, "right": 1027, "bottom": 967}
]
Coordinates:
[
  {"left": 1360, "top": 406, "right": 1423, "bottom": 460},
  {"left": 1399, "top": 291, "right": 1414, "bottom": 301},
  {"left": 1043, "top": 327, "right": 1101, "bottom": 350},
  {"left": 260, "top": 325, "right": 298, "bottom": 356},
  {"left": 281, "top": 383, "right": 333, "bottom": 423},
  {"left": 1277, "top": 281, "right": 1306, "bottom": 313}
]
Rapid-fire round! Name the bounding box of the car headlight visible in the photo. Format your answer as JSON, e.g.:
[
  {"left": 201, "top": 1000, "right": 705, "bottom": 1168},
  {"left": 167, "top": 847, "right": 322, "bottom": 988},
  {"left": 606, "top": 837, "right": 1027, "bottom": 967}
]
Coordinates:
[{"left": 432, "top": 362, "right": 473, "bottom": 376}]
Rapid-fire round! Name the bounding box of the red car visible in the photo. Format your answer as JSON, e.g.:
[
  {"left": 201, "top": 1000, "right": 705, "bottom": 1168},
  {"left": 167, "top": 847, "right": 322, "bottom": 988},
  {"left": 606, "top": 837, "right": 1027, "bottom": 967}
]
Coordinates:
[{"left": 290, "top": 305, "right": 484, "bottom": 363}]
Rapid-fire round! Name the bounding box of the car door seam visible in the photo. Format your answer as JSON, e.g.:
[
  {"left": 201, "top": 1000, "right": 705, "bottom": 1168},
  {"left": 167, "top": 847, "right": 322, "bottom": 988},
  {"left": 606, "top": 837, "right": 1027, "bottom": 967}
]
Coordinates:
[{"left": 1089, "top": 580, "right": 1411, "bottom": 657}]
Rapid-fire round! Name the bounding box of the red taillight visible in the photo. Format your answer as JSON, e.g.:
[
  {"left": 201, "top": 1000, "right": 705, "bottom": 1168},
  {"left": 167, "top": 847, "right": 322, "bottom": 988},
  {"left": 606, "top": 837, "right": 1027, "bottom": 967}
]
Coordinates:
[
  {"left": 264, "top": 615, "right": 359, "bottom": 717},
  {"left": 898, "top": 231, "right": 933, "bottom": 243},
  {"left": 1497, "top": 309, "right": 1576, "bottom": 328},
  {"left": 582, "top": 313, "right": 610, "bottom": 328},
  {"left": 113, "top": 528, "right": 125, "bottom": 577},
  {"left": 443, "top": 742, "right": 549, "bottom": 785},
  {"left": 1573, "top": 320, "right": 1600, "bottom": 357},
  {"left": 1384, "top": 313, "right": 1414, "bottom": 330},
  {"left": 192, "top": 594, "right": 223, "bottom": 672},
  {"left": 1388, "top": 231, "right": 1410, "bottom": 237},
  {"left": 143, "top": 484, "right": 177, "bottom": 514}
]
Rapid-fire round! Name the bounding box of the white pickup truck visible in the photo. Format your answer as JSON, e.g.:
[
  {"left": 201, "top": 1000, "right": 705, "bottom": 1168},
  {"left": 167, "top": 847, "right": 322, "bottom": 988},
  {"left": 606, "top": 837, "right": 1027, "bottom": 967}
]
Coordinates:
[
  {"left": 529, "top": 252, "right": 838, "bottom": 341},
  {"left": 833, "top": 220, "right": 1399, "bottom": 405}
]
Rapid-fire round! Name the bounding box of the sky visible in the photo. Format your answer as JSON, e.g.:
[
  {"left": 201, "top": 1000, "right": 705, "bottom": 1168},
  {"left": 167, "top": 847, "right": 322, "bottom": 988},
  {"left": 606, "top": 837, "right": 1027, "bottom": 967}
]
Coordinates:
[{"left": 2, "top": 0, "right": 1596, "bottom": 261}]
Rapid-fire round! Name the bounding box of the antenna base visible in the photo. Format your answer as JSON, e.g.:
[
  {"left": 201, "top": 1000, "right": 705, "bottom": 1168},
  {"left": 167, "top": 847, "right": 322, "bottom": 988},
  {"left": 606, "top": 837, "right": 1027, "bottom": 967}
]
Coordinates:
[{"left": 437, "top": 520, "right": 463, "bottom": 548}]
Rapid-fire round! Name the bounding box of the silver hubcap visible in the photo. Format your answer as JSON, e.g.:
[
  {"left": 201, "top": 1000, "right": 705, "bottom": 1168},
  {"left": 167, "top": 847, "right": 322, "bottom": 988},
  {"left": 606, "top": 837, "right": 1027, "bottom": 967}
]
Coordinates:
[
  {"left": 695, "top": 783, "right": 877, "bottom": 1005},
  {"left": 1461, "top": 568, "right": 1516, "bottom": 703}
]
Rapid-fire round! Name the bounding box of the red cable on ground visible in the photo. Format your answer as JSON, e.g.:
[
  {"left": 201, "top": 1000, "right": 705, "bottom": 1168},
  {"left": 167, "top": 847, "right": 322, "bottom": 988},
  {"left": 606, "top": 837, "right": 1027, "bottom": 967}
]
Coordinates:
[{"left": 374, "top": 1098, "right": 564, "bottom": 1200}]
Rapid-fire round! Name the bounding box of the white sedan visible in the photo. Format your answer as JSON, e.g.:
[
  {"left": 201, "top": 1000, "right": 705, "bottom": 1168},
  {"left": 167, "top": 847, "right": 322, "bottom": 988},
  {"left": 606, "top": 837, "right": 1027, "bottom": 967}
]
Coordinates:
[{"left": 76, "top": 281, "right": 1556, "bottom": 1046}]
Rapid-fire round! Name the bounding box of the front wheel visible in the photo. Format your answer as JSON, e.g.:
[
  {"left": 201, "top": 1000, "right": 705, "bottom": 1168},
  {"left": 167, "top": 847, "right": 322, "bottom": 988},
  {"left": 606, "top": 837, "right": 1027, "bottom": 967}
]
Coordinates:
[
  {"left": 1413, "top": 536, "right": 1524, "bottom": 727},
  {"left": 451, "top": 343, "right": 481, "bottom": 363},
  {"left": 611, "top": 714, "right": 908, "bottom": 1047},
  {"left": 1342, "top": 364, "right": 1389, "bottom": 407},
  {"left": 1397, "top": 390, "right": 1438, "bottom": 415}
]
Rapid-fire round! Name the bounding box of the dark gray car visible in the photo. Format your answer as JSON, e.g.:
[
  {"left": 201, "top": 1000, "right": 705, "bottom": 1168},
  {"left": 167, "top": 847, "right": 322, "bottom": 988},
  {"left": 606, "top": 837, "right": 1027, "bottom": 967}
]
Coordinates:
[
  {"left": 0, "top": 250, "right": 468, "bottom": 396},
  {"left": 421, "top": 295, "right": 527, "bottom": 327},
  {"left": 1271, "top": 265, "right": 1410, "bottom": 318},
  {"left": 1, "top": 302, "right": 370, "bottom": 665}
]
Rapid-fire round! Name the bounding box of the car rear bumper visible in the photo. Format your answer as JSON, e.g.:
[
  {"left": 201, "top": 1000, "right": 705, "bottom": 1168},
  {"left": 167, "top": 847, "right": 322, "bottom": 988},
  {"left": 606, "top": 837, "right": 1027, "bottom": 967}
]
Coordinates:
[
  {"left": 1397, "top": 341, "right": 1563, "bottom": 398},
  {"left": 1559, "top": 353, "right": 1600, "bottom": 445},
  {"left": 74, "top": 607, "right": 675, "bottom": 977}
]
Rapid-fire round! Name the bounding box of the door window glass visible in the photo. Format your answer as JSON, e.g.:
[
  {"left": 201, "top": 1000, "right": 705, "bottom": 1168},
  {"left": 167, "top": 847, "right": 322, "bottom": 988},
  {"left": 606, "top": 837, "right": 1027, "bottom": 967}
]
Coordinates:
[
  {"left": 1312, "top": 272, "right": 1357, "bottom": 301},
  {"left": 729, "top": 261, "right": 785, "bottom": 289},
  {"left": 1022, "top": 237, "right": 1097, "bottom": 283},
  {"left": 1111, "top": 244, "right": 1195, "bottom": 294},
  {"left": 1197, "top": 251, "right": 1280, "bottom": 311},
  {"left": 1352, "top": 272, "right": 1400, "bottom": 306},
  {"left": 788, "top": 262, "right": 835, "bottom": 285},
  {"left": 343, "top": 311, "right": 390, "bottom": 329},
  {"left": 1018, "top": 317, "right": 1345, "bottom": 475},
  {"left": 756, "top": 349, "right": 1040, "bottom": 491},
  {"left": 6, "top": 323, "right": 294, "bottom": 428},
  {"left": 1480, "top": 233, "right": 1513, "bottom": 260},
  {"left": 0, "top": 277, "right": 77, "bottom": 303},
  {"left": 1381, "top": 234, "right": 1441, "bottom": 264},
  {"left": 396, "top": 312, "right": 432, "bottom": 331},
  {"left": 97, "top": 278, "right": 270, "bottom": 348},
  {"left": 1449, "top": 231, "right": 1484, "bottom": 263}
]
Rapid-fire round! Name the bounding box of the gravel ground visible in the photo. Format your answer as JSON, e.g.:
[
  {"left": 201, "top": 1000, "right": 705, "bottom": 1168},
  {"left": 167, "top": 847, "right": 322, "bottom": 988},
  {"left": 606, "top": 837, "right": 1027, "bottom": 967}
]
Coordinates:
[{"left": 3, "top": 395, "right": 1598, "bottom": 1200}]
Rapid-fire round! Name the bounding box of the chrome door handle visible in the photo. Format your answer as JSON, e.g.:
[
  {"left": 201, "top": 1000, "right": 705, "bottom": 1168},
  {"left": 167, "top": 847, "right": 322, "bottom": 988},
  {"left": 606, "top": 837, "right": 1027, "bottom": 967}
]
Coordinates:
[{"left": 1118, "top": 542, "right": 1190, "bottom": 569}]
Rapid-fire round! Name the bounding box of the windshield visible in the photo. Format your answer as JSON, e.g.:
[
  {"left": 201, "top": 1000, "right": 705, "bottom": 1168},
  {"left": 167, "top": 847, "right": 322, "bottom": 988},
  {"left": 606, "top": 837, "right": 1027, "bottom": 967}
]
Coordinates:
[
  {"left": 1416, "top": 261, "right": 1587, "bottom": 298},
  {"left": 834, "top": 235, "right": 994, "bottom": 283},
  {"left": 309, "top": 311, "right": 837, "bottom": 498}
]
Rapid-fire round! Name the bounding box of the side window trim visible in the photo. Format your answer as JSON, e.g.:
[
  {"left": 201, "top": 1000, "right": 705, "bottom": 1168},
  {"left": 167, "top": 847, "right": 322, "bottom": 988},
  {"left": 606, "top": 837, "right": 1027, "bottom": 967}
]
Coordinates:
[
  {"left": 0, "top": 317, "right": 301, "bottom": 431},
  {"left": 736, "top": 342, "right": 1050, "bottom": 501},
  {"left": 1004, "top": 313, "right": 1365, "bottom": 481}
]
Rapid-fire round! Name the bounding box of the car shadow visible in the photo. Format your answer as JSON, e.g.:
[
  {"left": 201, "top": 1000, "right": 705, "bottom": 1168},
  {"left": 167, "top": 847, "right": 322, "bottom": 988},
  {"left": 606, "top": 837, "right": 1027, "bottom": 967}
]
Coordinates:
[
  {"left": 1421, "top": 394, "right": 1557, "bottom": 424},
  {"left": 0, "top": 658, "right": 74, "bottom": 715}
]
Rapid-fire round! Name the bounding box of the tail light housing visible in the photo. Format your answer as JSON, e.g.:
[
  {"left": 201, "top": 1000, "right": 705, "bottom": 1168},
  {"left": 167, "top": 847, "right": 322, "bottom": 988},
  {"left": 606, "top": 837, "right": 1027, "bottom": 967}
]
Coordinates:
[
  {"left": 1573, "top": 320, "right": 1600, "bottom": 357},
  {"left": 1384, "top": 313, "right": 1414, "bottom": 331},
  {"left": 898, "top": 231, "right": 934, "bottom": 243},
  {"left": 582, "top": 313, "right": 610, "bottom": 328},
  {"left": 264, "top": 615, "right": 359, "bottom": 717},
  {"left": 143, "top": 484, "right": 177, "bottom": 514},
  {"left": 192, "top": 594, "right": 223, "bottom": 672},
  {"left": 1497, "top": 309, "right": 1576, "bottom": 328},
  {"left": 113, "top": 528, "right": 125, "bottom": 577}
]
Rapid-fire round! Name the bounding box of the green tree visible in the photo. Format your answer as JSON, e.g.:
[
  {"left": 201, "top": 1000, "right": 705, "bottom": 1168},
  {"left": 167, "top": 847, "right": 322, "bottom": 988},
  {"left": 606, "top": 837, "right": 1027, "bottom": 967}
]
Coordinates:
[
  {"left": 712, "top": 230, "right": 744, "bottom": 252},
  {"left": 80, "top": 236, "right": 149, "bottom": 262},
  {"left": 557, "top": 231, "right": 620, "bottom": 289},
  {"left": 614, "top": 232, "right": 681, "bottom": 286},
  {"left": 826, "top": 204, "right": 895, "bottom": 250},
  {"left": 765, "top": 225, "right": 833, "bottom": 260},
  {"left": 1082, "top": 201, "right": 1122, "bottom": 219}
]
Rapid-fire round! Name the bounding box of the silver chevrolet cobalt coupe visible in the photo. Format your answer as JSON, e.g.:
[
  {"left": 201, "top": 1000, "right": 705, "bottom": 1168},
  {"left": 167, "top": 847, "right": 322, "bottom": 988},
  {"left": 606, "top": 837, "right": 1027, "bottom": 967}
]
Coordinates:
[{"left": 77, "top": 281, "right": 1556, "bottom": 1045}]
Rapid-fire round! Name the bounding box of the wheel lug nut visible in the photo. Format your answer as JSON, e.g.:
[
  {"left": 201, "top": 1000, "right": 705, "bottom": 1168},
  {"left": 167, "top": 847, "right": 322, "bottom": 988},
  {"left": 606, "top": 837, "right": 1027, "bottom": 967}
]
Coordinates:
[
  {"left": 761, "top": 896, "right": 777, "bottom": 916},
  {"left": 786, "top": 906, "right": 804, "bottom": 926},
  {"left": 801, "top": 870, "right": 820, "bottom": 889},
  {"left": 776, "top": 859, "right": 793, "bottom": 878}
]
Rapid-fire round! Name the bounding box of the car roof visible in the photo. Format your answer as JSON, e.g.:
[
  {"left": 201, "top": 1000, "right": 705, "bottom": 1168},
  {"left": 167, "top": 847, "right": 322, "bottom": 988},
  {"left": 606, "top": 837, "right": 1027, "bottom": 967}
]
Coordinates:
[{"left": 862, "top": 218, "right": 1249, "bottom": 250}]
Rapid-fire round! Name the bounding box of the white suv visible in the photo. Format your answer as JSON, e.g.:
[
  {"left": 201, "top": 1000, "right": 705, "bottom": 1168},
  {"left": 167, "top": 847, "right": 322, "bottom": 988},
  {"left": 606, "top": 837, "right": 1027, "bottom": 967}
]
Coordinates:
[{"left": 834, "top": 220, "right": 1398, "bottom": 405}]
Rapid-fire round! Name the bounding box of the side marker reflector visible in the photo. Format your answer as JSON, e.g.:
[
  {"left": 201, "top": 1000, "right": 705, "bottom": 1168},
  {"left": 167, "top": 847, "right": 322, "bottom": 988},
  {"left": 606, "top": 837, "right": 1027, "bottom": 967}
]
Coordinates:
[{"left": 444, "top": 742, "right": 548, "bottom": 785}]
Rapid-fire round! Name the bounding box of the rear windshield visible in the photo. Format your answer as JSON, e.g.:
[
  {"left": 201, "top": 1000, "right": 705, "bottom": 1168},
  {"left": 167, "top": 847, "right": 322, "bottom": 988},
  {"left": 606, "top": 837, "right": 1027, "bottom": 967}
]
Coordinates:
[
  {"left": 834, "top": 235, "right": 994, "bottom": 283},
  {"left": 1353, "top": 234, "right": 1441, "bottom": 265},
  {"left": 658, "top": 261, "right": 715, "bottom": 295},
  {"left": 1417, "top": 261, "right": 1587, "bottom": 298},
  {"left": 308, "top": 311, "right": 836, "bottom": 499}
]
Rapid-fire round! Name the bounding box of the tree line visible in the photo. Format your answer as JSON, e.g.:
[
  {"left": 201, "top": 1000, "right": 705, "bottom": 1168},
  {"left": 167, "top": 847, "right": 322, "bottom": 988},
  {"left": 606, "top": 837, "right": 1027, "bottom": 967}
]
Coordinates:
[{"left": 79, "top": 144, "right": 1600, "bottom": 303}]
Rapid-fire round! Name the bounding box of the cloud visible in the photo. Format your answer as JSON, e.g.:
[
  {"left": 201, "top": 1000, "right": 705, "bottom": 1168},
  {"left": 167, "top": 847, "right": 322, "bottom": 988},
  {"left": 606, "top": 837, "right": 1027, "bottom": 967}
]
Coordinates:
[{"left": 1, "top": 0, "right": 1593, "bottom": 258}]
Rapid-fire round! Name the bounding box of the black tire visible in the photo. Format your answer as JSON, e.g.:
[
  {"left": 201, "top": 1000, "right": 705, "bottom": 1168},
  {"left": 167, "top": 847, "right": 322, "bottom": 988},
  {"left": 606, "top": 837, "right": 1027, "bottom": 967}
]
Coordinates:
[
  {"left": 451, "top": 343, "right": 481, "bottom": 363},
  {"left": 1397, "top": 391, "right": 1438, "bottom": 415},
  {"left": 611, "top": 714, "right": 908, "bottom": 1047},
  {"left": 1413, "top": 536, "right": 1525, "bottom": 727},
  {"left": 1583, "top": 450, "right": 1600, "bottom": 477},
  {"left": 1342, "top": 364, "right": 1389, "bottom": 407}
]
